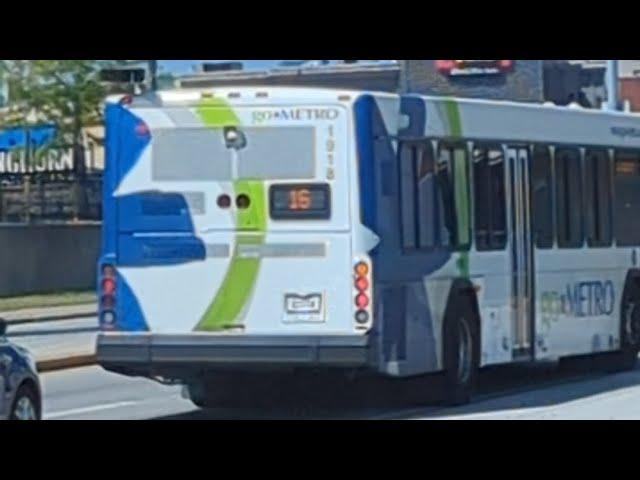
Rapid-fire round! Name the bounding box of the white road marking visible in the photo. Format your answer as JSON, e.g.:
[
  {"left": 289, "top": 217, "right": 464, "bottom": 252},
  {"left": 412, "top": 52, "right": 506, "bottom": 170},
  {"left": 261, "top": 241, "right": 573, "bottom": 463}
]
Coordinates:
[{"left": 45, "top": 401, "right": 138, "bottom": 419}]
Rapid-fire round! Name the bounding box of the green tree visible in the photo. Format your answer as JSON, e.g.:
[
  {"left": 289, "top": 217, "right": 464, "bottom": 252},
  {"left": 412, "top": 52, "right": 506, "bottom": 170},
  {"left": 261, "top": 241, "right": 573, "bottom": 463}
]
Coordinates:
[{"left": 0, "top": 60, "right": 108, "bottom": 219}]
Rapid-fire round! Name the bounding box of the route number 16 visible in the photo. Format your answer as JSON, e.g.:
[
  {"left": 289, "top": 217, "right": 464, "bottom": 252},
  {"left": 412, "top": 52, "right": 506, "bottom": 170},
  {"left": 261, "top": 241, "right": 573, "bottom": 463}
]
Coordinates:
[{"left": 289, "top": 189, "right": 312, "bottom": 210}]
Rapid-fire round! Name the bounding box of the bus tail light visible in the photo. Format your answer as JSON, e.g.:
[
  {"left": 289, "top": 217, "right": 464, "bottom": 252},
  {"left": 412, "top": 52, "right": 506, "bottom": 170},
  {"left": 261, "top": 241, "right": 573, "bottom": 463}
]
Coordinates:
[
  {"left": 354, "top": 260, "right": 372, "bottom": 329},
  {"left": 102, "top": 278, "right": 116, "bottom": 295},
  {"left": 355, "top": 293, "right": 370, "bottom": 309},
  {"left": 355, "top": 277, "right": 369, "bottom": 292},
  {"left": 99, "top": 264, "right": 117, "bottom": 330}
]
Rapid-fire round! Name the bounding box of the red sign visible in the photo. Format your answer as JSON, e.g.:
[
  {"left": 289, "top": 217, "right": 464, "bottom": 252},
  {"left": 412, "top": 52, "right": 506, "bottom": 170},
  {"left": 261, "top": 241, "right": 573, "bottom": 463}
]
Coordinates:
[{"left": 436, "top": 60, "right": 514, "bottom": 76}]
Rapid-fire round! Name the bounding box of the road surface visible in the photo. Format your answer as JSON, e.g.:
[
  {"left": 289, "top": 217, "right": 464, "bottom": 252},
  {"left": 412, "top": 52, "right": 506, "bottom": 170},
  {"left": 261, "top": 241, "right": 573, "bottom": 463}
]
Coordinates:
[
  {"left": 11, "top": 317, "right": 640, "bottom": 419},
  {"left": 40, "top": 359, "right": 640, "bottom": 420}
]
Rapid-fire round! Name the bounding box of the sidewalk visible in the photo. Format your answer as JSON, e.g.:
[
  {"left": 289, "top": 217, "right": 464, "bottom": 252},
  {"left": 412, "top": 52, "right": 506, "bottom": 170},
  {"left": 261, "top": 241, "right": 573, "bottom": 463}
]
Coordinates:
[{"left": 1, "top": 303, "right": 96, "bottom": 325}]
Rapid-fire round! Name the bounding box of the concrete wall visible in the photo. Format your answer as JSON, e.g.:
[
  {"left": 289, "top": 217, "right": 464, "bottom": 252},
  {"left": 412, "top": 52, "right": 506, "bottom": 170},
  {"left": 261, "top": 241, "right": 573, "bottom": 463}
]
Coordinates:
[
  {"left": 0, "top": 224, "right": 100, "bottom": 297},
  {"left": 401, "top": 60, "right": 544, "bottom": 103}
]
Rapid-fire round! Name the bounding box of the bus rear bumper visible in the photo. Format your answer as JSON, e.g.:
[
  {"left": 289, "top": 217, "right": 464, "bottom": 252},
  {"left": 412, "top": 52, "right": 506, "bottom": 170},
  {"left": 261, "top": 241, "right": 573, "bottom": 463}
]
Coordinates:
[{"left": 97, "top": 333, "right": 372, "bottom": 375}]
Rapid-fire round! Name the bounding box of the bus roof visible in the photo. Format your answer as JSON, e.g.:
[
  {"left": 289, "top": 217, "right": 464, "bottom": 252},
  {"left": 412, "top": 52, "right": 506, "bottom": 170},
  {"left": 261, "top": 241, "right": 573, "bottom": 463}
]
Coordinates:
[
  {"left": 106, "top": 87, "right": 397, "bottom": 109},
  {"left": 403, "top": 94, "right": 640, "bottom": 149}
]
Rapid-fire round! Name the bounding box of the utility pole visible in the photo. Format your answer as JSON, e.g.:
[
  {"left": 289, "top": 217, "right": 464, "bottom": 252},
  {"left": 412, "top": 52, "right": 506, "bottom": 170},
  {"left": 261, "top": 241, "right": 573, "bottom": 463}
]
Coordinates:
[
  {"left": 606, "top": 60, "right": 620, "bottom": 111},
  {"left": 149, "top": 60, "right": 158, "bottom": 92}
]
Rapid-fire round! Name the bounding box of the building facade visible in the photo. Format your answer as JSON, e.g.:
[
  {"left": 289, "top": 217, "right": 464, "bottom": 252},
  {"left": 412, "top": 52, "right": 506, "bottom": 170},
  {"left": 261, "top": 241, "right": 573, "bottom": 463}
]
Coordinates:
[
  {"left": 401, "top": 60, "right": 545, "bottom": 102},
  {"left": 177, "top": 62, "right": 401, "bottom": 93}
]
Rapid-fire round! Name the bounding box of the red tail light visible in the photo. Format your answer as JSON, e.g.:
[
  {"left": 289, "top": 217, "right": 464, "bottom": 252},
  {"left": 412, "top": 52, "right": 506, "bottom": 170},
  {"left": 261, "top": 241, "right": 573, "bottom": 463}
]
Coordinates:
[
  {"left": 355, "top": 293, "right": 369, "bottom": 309},
  {"left": 100, "top": 264, "right": 117, "bottom": 329},
  {"left": 102, "top": 278, "right": 116, "bottom": 296},
  {"left": 355, "top": 277, "right": 369, "bottom": 292},
  {"left": 353, "top": 260, "right": 372, "bottom": 328}
]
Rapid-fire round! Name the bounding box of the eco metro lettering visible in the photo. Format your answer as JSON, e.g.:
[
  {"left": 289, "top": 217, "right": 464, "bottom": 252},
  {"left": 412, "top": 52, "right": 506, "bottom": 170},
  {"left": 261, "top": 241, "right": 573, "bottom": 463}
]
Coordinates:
[
  {"left": 565, "top": 280, "right": 615, "bottom": 317},
  {"left": 540, "top": 280, "right": 615, "bottom": 329},
  {"left": 252, "top": 108, "right": 340, "bottom": 124}
]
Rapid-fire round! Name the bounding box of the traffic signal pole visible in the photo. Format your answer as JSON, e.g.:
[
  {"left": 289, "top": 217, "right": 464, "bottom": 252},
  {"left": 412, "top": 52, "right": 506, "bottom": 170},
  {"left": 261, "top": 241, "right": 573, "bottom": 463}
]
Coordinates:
[
  {"left": 606, "top": 60, "right": 619, "bottom": 111},
  {"left": 149, "top": 60, "right": 158, "bottom": 92}
]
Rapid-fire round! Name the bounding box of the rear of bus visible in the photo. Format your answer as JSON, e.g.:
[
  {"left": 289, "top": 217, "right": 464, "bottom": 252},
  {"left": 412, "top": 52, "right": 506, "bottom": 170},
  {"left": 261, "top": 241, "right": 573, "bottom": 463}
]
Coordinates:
[{"left": 96, "top": 88, "right": 378, "bottom": 381}]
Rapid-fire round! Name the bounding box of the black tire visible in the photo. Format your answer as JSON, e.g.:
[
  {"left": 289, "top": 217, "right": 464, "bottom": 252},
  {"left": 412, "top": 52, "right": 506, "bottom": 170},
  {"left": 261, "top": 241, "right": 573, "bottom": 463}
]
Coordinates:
[
  {"left": 604, "top": 292, "right": 640, "bottom": 373},
  {"left": 10, "top": 384, "right": 40, "bottom": 421},
  {"left": 187, "top": 373, "right": 281, "bottom": 409},
  {"left": 442, "top": 295, "right": 480, "bottom": 406},
  {"left": 186, "top": 381, "right": 234, "bottom": 409}
]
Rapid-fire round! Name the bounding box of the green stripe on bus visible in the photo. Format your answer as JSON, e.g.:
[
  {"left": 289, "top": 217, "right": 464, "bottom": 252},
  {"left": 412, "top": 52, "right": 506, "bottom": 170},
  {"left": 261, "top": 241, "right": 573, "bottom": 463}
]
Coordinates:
[
  {"left": 443, "top": 99, "right": 470, "bottom": 278},
  {"left": 194, "top": 100, "right": 268, "bottom": 331},
  {"left": 196, "top": 98, "right": 241, "bottom": 127},
  {"left": 444, "top": 99, "right": 463, "bottom": 138}
]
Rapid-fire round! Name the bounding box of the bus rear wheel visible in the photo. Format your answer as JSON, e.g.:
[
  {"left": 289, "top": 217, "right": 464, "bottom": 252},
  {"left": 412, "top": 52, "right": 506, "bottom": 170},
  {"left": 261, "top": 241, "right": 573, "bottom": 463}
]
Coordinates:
[
  {"left": 442, "top": 297, "right": 479, "bottom": 406},
  {"left": 604, "top": 296, "right": 640, "bottom": 373}
]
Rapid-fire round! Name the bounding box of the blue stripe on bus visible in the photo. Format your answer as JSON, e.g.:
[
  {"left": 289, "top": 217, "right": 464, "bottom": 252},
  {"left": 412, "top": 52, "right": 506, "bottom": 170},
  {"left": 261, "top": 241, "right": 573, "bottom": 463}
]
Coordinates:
[
  {"left": 102, "top": 104, "right": 120, "bottom": 257},
  {"left": 362, "top": 95, "right": 449, "bottom": 369},
  {"left": 117, "top": 106, "right": 151, "bottom": 182},
  {"left": 354, "top": 95, "right": 378, "bottom": 232},
  {"left": 116, "top": 272, "right": 149, "bottom": 332},
  {"left": 400, "top": 95, "right": 427, "bottom": 137},
  {"left": 116, "top": 191, "right": 206, "bottom": 267},
  {"left": 118, "top": 235, "right": 206, "bottom": 267},
  {"left": 118, "top": 192, "right": 196, "bottom": 233}
]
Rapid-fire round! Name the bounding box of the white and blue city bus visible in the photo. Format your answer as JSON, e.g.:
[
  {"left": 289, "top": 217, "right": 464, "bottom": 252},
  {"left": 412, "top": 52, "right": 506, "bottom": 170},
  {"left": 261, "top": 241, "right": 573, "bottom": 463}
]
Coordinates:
[{"left": 96, "top": 87, "right": 640, "bottom": 406}]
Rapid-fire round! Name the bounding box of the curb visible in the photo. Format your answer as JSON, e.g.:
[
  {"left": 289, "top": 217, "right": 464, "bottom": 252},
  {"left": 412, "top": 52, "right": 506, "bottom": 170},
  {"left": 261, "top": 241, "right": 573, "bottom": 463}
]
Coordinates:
[{"left": 37, "top": 354, "right": 97, "bottom": 373}]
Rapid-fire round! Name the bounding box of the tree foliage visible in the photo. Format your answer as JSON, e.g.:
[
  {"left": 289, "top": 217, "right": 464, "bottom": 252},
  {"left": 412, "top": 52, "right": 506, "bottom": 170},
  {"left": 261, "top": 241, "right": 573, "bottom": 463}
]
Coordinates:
[
  {"left": 0, "top": 60, "right": 110, "bottom": 219},
  {"left": 0, "top": 60, "right": 107, "bottom": 145}
]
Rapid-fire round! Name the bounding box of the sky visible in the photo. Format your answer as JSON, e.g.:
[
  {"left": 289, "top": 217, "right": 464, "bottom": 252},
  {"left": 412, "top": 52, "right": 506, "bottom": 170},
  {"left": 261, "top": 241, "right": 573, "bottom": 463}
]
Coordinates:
[{"left": 158, "top": 60, "right": 281, "bottom": 74}]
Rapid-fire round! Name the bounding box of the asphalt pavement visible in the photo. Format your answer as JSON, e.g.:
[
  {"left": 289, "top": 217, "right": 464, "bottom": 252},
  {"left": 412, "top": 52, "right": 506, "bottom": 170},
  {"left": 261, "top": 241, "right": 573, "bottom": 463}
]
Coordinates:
[
  {"left": 10, "top": 314, "right": 640, "bottom": 420},
  {"left": 38, "top": 358, "right": 640, "bottom": 420}
]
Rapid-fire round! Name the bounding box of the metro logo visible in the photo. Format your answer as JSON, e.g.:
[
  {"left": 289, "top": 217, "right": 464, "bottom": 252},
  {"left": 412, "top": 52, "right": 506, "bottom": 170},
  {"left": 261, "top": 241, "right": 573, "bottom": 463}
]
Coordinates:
[
  {"left": 540, "top": 280, "right": 615, "bottom": 321},
  {"left": 252, "top": 108, "right": 340, "bottom": 124},
  {"left": 564, "top": 281, "right": 615, "bottom": 317}
]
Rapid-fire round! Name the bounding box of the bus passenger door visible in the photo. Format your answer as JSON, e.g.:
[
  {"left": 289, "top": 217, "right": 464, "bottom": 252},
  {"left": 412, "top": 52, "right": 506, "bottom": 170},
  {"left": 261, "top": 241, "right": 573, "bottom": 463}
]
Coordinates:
[{"left": 507, "top": 146, "right": 534, "bottom": 360}]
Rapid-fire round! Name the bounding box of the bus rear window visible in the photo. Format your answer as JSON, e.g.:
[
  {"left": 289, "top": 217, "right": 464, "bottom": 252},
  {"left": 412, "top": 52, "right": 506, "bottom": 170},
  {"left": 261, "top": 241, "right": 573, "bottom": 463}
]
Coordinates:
[
  {"left": 269, "top": 184, "right": 331, "bottom": 220},
  {"left": 151, "top": 126, "right": 316, "bottom": 181}
]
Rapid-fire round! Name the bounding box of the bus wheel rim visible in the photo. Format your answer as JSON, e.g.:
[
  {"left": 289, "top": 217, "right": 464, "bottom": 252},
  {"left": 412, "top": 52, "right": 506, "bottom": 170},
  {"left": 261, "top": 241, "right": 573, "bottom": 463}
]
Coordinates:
[{"left": 626, "top": 303, "right": 640, "bottom": 346}]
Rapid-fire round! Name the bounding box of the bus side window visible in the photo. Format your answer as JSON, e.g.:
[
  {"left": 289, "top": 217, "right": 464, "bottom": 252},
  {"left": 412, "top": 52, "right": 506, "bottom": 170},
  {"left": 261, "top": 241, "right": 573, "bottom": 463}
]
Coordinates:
[
  {"left": 399, "top": 142, "right": 418, "bottom": 250},
  {"left": 416, "top": 142, "right": 439, "bottom": 249},
  {"left": 585, "top": 148, "right": 612, "bottom": 248},
  {"left": 399, "top": 140, "right": 451, "bottom": 252},
  {"left": 532, "top": 145, "right": 554, "bottom": 249},
  {"left": 614, "top": 150, "right": 640, "bottom": 247},
  {"left": 473, "top": 145, "right": 506, "bottom": 251},
  {"left": 555, "top": 147, "right": 583, "bottom": 249},
  {"left": 439, "top": 143, "right": 469, "bottom": 250}
]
